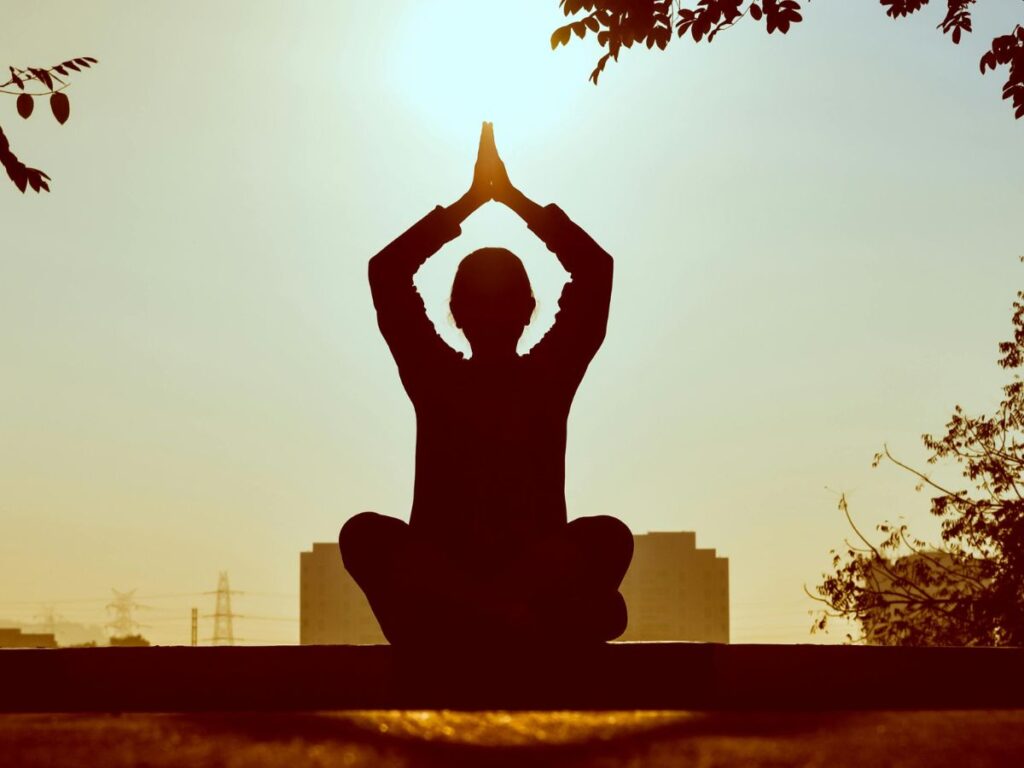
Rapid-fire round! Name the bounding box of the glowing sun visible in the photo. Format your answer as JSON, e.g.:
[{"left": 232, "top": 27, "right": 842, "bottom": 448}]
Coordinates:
[{"left": 390, "top": 1, "right": 587, "bottom": 143}]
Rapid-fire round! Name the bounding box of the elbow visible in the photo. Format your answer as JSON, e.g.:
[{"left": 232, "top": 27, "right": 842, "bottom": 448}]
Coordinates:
[
  {"left": 583, "top": 241, "right": 613, "bottom": 279},
  {"left": 596, "top": 249, "right": 614, "bottom": 287},
  {"left": 564, "top": 247, "right": 613, "bottom": 286},
  {"left": 368, "top": 253, "right": 389, "bottom": 290}
]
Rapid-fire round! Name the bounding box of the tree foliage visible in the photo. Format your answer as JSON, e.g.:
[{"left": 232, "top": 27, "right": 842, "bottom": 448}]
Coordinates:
[
  {"left": 812, "top": 282, "right": 1024, "bottom": 645},
  {"left": 552, "top": 1, "right": 1024, "bottom": 121},
  {"left": 0, "top": 57, "right": 98, "bottom": 193}
]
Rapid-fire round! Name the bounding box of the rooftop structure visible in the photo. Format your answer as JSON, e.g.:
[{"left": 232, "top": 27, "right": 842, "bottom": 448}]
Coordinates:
[{"left": 0, "top": 628, "right": 57, "bottom": 649}]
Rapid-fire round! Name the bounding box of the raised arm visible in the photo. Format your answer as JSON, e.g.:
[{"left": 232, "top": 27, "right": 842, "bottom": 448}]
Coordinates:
[
  {"left": 516, "top": 196, "right": 614, "bottom": 369},
  {"left": 481, "top": 124, "right": 613, "bottom": 371},
  {"left": 368, "top": 131, "right": 492, "bottom": 375}
]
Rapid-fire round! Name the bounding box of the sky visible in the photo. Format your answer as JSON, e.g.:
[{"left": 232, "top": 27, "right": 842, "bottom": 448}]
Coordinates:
[{"left": 1, "top": 1, "right": 1022, "bottom": 645}]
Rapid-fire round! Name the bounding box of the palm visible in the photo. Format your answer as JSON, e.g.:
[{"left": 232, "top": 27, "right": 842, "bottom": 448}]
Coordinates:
[{"left": 471, "top": 122, "right": 512, "bottom": 202}]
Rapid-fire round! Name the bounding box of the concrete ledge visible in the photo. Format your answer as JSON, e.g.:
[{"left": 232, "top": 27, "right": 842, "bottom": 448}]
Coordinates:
[{"left": 2, "top": 643, "right": 1023, "bottom": 712}]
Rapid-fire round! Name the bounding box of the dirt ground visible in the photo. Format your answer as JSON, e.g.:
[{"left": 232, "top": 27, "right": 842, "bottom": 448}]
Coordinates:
[{"left": 2, "top": 710, "right": 1023, "bottom": 767}]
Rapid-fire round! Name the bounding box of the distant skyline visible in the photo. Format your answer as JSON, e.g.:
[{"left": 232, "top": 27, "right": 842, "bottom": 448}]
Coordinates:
[{"left": 1, "top": 1, "right": 1022, "bottom": 644}]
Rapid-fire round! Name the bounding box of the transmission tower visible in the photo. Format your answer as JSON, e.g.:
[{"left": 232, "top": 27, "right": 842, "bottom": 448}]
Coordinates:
[
  {"left": 106, "top": 589, "right": 142, "bottom": 638},
  {"left": 210, "top": 572, "right": 240, "bottom": 646},
  {"left": 35, "top": 604, "right": 61, "bottom": 636}
]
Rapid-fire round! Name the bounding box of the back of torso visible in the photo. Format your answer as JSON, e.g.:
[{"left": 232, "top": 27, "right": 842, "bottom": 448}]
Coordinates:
[{"left": 408, "top": 357, "right": 574, "bottom": 567}]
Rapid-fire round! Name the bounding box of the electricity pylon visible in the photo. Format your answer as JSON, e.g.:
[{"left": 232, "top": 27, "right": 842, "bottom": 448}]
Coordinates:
[
  {"left": 210, "top": 572, "right": 240, "bottom": 646},
  {"left": 106, "top": 589, "right": 145, "bottom": 638},
  {"left": 35, "top": 604, "right": 60, "bottom": 636}
]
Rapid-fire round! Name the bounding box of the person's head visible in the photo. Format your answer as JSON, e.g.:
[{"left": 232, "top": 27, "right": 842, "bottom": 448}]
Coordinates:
[{"left": 450, "top": 247, "right": 535, "bottom": 356}]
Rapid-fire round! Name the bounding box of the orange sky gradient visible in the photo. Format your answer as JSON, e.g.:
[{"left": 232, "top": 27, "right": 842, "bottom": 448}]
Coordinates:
[{"left": 1, "top": 1, "right": 1023, "bottom": 644}]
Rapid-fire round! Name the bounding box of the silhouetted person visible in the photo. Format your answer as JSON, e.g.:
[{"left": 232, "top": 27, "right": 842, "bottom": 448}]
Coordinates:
[{"left": 340, "top": 123, "right": 632, "bottom": 646}]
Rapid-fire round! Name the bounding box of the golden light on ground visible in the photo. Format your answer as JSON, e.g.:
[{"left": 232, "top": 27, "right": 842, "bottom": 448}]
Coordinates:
[
  {"left": 343, "top": 710, "right": 691, "bottom": 747},
  {"left": 6, "top": 710, "right": 1024, "bottom": 767}
]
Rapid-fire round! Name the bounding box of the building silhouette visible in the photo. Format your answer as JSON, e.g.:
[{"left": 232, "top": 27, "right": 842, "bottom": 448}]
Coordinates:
[
  {"left": 862, "top": 550, "right": 974, "bottom": 645},
  {"left": 0, "top": 628, "right": 57, "bottom": 649},
  {"left": 301, "top": 530, "right": 728, "bottom": 644},
  {"left": 108, "top": 634, "right": 151, "bottom": 647},
  {"left": 300, "top": 542, "right": 385, "bottom": 645},
  {"left": 618, "top": 531, "right": 729, "bottom": 643},
  {"left": 0, "top": 620, "right": 103, "bottom": 647}
]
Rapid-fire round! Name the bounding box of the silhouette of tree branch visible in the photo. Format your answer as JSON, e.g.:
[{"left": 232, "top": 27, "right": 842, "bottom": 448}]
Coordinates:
[
  {"left": 897, "top": 525, "right": 987, "bottom": 589},
  {"left": 552, "top": 1, "right": 1024, "bottom": 121},
  {"left": 1, "top": 57, "right": 98, "bottom": 193},
  {"left": 813, "top": 266, "right": 1024, "bottom": 645},
  {"left": 0, "top": 83, "right": 70, "bottom": 97},
  {"left": 0, "top": 124, "right": 50, "bottom": 192},
  {"left": 880, "top": 445, "right": 963, "bottom": 500},
  {"left": 838, "top": 492, "right": 954, "bottom": 606}
]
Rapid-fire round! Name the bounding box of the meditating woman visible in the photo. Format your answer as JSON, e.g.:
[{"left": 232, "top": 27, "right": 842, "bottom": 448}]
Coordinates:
[{"left": 340, "top": 123, "right": 632, "bottom": 645}]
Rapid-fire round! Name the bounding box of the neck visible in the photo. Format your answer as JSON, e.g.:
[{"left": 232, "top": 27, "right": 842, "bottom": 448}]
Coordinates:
[{"left": 470, "top": 341, "right": 519, "bottom": 362}]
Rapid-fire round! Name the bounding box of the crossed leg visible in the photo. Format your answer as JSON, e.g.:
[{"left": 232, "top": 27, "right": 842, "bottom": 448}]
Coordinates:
[
  {"left": 339, "top": 512, "right": 633, "bottom": 646},
  {"left": 339, "top": 512, "right": 477, "bottom": 645},
  {"left": 505, "top": 515, "right": 633, "bottom": 643}
]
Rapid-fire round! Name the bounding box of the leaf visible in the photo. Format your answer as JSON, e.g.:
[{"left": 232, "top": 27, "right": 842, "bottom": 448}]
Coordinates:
[
  {"left": 589, "top": 51, "right": 612, "bottom": 85},
  {"left": 74, "top": 58, "right": 92, "bottom": 68},
  {"left": 30, "top": 68, "right": 54, "bottom": 91},
  {"left": 63, "top": 59, "right": 81, "bottom": 72},
  {"left": 50, "top": 92, "right": 70, "bottom": 125},
  {"left": 9, "top": 67, "right": 24, "bottom": 90},
  {"left": 25, "top": 168, "right": 50, "bottom": 194},
  {"left": 17, "top": 93, "right": 34, "bottom": 119},
  {"left": 9, "top": 165, "right": 28, "bottom": 193},
  {"left": 550, "top": 25, "right": 573, "bottom": 49},
  {"left": 561, "top": 0, "right": 586, "bottom": 17}
]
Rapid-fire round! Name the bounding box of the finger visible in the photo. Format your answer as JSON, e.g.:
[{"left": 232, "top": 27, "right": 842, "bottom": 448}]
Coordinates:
[
  {"left": 477, "top": 122, "right": 488, "bottom": 159},
  {"left": 484, "top": 122, "right": 497, "bottom": 155}
]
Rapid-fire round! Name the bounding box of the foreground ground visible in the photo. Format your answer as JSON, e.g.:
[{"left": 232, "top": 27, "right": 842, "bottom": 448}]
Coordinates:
[{"left": 3, "top": 710, "right": 1023, "bottom": 768}]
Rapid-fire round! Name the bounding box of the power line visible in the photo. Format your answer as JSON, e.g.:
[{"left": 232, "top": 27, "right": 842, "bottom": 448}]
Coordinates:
[
  {"left": 0, "top": 590, "right": 298, "bottom": 606},
  {"left": 0, "top": 596, "right": 108, "bottom": 606}
]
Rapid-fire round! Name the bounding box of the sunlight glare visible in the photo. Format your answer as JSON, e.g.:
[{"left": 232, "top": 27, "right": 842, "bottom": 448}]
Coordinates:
[{"left": 390, "top": 1, "right": 584, "bottom": 144}]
